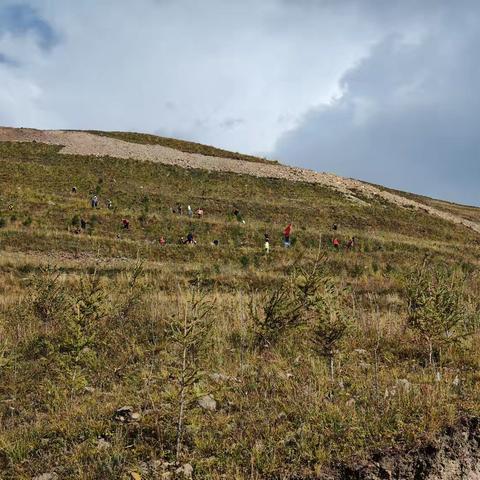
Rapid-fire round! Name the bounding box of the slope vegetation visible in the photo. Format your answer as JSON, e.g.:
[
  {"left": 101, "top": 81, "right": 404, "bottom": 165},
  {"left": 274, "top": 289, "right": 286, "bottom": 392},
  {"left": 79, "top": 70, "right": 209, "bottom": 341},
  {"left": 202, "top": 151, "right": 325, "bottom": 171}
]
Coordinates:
[{"left": 0, "top": 129, "right": 479, "bottom": 479}]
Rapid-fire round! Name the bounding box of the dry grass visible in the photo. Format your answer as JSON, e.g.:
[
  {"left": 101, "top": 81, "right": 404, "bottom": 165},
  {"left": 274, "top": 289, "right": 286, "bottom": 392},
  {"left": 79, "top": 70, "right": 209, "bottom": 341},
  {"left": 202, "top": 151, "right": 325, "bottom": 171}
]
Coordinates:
[{"left": 1, "top": 139, "right": 480, "bottom": 478}]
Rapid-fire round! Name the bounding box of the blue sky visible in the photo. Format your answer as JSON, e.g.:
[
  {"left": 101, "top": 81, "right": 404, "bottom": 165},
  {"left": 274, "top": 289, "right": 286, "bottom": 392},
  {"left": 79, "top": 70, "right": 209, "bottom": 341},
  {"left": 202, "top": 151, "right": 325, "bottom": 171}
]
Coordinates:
[{"left": 0, "top": 1, "right": 479, "bottom": 205}]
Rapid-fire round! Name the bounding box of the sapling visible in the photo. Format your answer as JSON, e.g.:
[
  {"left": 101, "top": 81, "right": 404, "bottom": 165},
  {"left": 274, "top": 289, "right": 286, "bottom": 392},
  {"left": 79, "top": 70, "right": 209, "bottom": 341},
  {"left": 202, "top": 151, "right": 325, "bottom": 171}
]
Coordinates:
[{"left": 170, "top": 285, "right": 215, "bottom": 461}]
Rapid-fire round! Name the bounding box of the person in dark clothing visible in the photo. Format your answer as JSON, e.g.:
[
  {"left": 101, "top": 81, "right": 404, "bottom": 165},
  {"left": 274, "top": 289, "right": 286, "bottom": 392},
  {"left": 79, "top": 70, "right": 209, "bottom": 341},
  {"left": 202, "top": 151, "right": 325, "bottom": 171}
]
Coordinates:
[
  {"left": 346, "top": 237, "right": 356, "bottom": 250},
  {"left": 233, "top": 208, "right": 245, "bottom": 223},
  {"left": 122, "top": 219, "right": 130, "bottom": 229},
  {"left": 186, "top": 232, "right": 196, "bottom": 244},
  {"left": 332, "top": 223, "right": 338, "bottom": 231}
]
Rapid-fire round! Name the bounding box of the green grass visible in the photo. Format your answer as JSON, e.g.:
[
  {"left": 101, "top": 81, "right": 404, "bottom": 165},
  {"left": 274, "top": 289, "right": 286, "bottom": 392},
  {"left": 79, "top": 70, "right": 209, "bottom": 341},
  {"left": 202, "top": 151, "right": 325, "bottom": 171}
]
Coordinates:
[{"left": 1, "top": 139, "right": 480, "bottom": 479}]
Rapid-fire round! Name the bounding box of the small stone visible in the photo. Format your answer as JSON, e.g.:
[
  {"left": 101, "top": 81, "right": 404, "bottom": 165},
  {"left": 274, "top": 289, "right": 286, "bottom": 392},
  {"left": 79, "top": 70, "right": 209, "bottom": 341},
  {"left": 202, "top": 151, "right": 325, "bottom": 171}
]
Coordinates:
[
  {"left": 395, "top": 378, "right": 411, "bottom": 392},
  {"left": 210, "top": 372, "right": 237, "bottom": 382},
  {"left": 354, "top": 349, "right": 368, "bottom": 356},
  {"left": 198, "top": 394, "right": 216, "bottom": 411},
  {"left": 33, "top": 474, "right": 58, "bottom": 480},
  {"left": 175, "top": 464, "right": 193, "bottom": 479},
  {"left": 97, "top": 438, "right": 111, "bottom": 450},
  {"left": 183, "top": 463, "right": 193, "bottom": 478},
  {"left": 114, "top": 406, "right": 140, "bottom": 423}
]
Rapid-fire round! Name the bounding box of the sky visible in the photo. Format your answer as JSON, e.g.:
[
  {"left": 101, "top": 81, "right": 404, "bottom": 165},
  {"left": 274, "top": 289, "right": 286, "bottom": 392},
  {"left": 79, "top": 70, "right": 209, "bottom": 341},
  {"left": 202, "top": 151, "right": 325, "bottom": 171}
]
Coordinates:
[{"left": 0, "top": 0, "right": 479, "bottom": 205}]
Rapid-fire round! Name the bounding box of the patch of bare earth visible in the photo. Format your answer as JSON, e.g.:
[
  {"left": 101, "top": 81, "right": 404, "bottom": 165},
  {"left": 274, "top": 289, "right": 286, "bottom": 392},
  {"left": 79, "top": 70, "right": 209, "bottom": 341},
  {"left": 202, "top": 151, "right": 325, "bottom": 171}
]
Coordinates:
[{"left": 2, "top": 126, "right": 479, "bottom": 233}]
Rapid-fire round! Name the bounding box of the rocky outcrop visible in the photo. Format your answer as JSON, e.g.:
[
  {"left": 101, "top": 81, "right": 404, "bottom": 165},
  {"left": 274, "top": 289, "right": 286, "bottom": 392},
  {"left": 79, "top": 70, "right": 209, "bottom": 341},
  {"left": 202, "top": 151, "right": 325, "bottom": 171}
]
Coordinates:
[{"left": 341, "top": 418, "right": 480, "bottom": 480}]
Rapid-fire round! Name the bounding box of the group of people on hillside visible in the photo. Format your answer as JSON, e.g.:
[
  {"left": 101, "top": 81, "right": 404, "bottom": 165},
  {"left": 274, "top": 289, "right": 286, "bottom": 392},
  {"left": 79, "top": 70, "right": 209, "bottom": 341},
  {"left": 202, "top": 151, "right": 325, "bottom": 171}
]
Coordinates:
[{"left": 71, "top": 187, "right": 357, "bottom": 253}]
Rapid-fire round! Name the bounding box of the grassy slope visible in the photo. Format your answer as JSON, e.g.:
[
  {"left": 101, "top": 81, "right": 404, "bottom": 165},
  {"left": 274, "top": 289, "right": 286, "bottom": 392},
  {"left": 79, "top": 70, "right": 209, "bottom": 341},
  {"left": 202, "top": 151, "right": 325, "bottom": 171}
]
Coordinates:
[
  {"left": 370, "top": 182, "right": 480, "bottom": 224},
  {"left": 0, "top": 140, "right": 480, "bottom": 479}
]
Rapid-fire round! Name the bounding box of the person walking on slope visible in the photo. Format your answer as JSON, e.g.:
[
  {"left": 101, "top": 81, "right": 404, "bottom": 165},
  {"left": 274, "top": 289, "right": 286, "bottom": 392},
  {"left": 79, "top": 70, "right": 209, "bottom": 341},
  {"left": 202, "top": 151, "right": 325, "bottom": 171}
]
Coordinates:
[
  {"left": 333, "top": 238, "right": 340, "bottom": 250},
  {"left": 233, "top": 208, "right": 246, "bottom": 224},
  {"left": 187, "top": 205, "right": 193, "bottom": 218},
  {"left": 91, "top": 195, "right": 98, "bottom": 208},
  {"left": 346, "top": 237, "right": 355, "bottom": 250},
  {"left": 264, "top": 233, "right": 270, "bottom": 254},
  {"left": 283, "top": 223, "right": 292, "bottom": 248}
]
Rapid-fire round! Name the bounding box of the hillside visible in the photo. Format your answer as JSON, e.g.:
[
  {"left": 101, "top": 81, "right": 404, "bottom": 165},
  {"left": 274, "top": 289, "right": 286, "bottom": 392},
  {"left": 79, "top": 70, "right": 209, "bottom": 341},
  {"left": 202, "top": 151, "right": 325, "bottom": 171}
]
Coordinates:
[{"left": 1, "top": 128, "right": 480, "bottom": 479}]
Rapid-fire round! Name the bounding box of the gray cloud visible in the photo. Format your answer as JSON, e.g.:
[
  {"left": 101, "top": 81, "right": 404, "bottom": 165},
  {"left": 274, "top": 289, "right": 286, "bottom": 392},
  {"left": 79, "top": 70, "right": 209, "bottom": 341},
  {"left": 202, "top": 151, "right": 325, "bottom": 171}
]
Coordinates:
[
  {"left": 0, "top": 4, "right": 59, "bottom": 51},
  {"left": 274, "top": 3, "right": 480, "bottom": 205},
  {"left": 219, "top": 117, "right": 245, "bottom": 130}
]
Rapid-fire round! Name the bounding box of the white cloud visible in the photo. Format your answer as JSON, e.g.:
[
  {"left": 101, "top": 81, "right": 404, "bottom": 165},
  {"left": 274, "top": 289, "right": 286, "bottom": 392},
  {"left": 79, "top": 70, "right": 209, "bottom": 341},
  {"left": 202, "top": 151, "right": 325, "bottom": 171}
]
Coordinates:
[{"left": 0, "top": 0, "right": 381, "bottom": 153}]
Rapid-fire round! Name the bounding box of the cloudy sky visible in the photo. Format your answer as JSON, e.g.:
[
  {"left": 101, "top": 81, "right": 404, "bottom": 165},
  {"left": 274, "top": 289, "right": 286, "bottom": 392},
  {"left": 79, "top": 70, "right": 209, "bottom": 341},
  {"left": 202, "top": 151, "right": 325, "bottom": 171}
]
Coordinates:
[{"left": 1, "top": 1, "right": 479, "bottom": 204}]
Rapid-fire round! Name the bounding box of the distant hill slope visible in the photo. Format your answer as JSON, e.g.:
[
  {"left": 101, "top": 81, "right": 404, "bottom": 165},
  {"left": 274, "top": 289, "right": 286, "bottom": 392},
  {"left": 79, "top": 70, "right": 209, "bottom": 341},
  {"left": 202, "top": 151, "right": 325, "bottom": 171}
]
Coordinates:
[
  {"left": 86, "top": 130, "right": 277, "bottom": 164},
  {"left": 1, "top": 126, "right": 479, "bottom": 234}
]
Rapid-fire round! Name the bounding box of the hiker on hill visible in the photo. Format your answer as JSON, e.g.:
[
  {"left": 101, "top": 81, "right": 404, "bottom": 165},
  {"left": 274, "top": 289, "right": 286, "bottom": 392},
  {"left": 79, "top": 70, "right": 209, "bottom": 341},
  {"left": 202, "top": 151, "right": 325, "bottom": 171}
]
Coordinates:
[
  {"left": 233, "top": 208, "right": 246, "bottom": 224},
  {"left": 107, "top": 199, "right": 113, "bottom": 209},
  {"left": 159, "top": 236, "right": 166, "bottom": 246},
  {"left": 187, "top": 205, "right": 193, "bottom": 218},
  {"left": 71, "top": 186, "right": 77, "bottom": 194},
  {"left": 186, "top": 232, "right": 196, "bottom": 244},
  {"left": 196, "top": 208, "right": 204, "bottom": 218},
  {"left": 346, "top": 237, "right": 355, "bottom": 250},
  {"left": 264, "top": 233, "right": 270, "bottom": 254},
  {"left": 333, "top": 238, "right": 340, "bottom": 250},
  {"left": 91, "top": 195, "right": 98, "bottom": 208},
  {"left": 122, "top": 218, "right": 130, "bottom": 229},
  {"left": 332, "top": 223, "right": 338, "bottom": 231},
  {"left": 283, "top": 223, "right": 292, "bottom": 248}
]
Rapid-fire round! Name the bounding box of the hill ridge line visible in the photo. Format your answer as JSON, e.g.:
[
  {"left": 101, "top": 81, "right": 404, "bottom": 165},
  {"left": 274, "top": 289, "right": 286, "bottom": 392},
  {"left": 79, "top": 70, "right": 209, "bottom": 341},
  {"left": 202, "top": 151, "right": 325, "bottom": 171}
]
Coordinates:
[{"left": 1, "top": 126, "right": 479, "bottom": 233}]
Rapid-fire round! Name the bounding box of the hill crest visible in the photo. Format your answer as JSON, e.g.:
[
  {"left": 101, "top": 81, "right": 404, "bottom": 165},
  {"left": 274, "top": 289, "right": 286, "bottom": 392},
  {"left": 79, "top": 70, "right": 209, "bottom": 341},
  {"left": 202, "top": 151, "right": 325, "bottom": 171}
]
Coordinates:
[{"left": 1, "top": 126, "right": 479, "bottom": 234}]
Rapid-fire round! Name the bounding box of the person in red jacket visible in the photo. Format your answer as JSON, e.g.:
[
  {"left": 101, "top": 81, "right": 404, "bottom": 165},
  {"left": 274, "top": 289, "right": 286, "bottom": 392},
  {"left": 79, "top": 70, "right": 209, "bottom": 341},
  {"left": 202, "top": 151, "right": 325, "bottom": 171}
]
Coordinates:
[
  {"left": 122, "top": 218, "right": 130, "bottom": 229},
  {"left": 283, "top": 223, "right": 292, "bottom": 247},
  {"left": 333, "top": 238, "right": 340, "bottom": 250}
]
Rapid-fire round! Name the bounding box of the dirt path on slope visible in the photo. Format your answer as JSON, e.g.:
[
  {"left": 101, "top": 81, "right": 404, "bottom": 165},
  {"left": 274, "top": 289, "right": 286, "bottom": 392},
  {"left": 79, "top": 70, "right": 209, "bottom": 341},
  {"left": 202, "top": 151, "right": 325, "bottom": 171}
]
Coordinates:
[{"left": 2, "top": 127, "right": 479, "bottom": 234}]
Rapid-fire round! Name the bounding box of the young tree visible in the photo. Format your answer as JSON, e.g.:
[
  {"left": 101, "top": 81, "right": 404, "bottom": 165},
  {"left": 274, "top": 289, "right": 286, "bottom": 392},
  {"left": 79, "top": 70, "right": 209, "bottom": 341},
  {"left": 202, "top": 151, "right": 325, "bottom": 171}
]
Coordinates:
[
  {"left": 309, "top": 279, "right": 351, "bottom": 382},
  {"left": 249, "top": 279, "right": 304, "bottom": 350},
  {"left": 170, "top": 286, "right": 215, "bottom": 461},
  {"left": 406, "top": 265, "right": 476, "bottom": 366}
]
